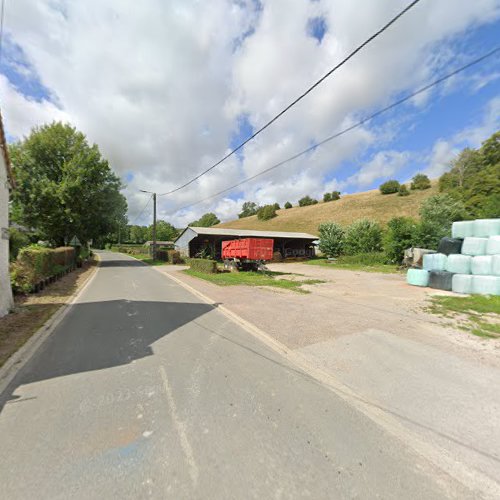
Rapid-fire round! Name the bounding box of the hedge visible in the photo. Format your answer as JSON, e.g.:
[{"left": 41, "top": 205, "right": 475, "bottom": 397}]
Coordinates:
[{"left": 186, "top": 258, "right": 217, "bottom": 273}]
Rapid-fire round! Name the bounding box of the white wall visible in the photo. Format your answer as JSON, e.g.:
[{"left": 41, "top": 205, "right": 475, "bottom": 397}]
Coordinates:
[{"left": 0, "top": 153, "right": 13, "bottom": 317}]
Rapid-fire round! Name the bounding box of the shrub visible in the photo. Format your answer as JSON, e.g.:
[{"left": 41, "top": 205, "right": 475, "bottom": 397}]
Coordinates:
[
  {"left": 273, "top": 203, "right": 280, "bottom": 210},
  {"left": 398, "top": 184, "right": 410, "bottom": 196},
  {"left": 411, "top": 173, "right": 431, "bottom": 190},
  {"left": 187, "top": 258, "right": 217, "bottom": 274},
  {"left": 167, "top": 249, "right": 183, "bottom": 264},
  {"left": 323, "top": 192, "right": 332, "bottom": 202},
  {"left": 284, "top": 201, "right": 292, "bottom": 209},
  {"left": 331, "top": 191, "right": 341, "bottom": 201},
  {"left": 344, "top": 219, "right": 383, "bottom": 255},
  {"left": 298, "top": 195, "right": 318, "bottom": 207},
  {"left": 9, "top": 228, "right": 31, "bottom": 261},
  {"left": 379, "top": 180, "right": 400, "bottom": 194},
  {"left": 52, "top": 247, "right": 76, "bottom": 267},
  {"left": 318, "top": 222, "right": 345, "bottom": 257},
  {"left": 384, "top": 217, "right": 418, "bottom": 263},
  {"left": 257, "top": 205, "right": 277, "bottom": 221}
]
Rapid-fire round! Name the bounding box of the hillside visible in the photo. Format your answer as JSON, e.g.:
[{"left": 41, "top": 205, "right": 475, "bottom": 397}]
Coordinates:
[{"left": 217, "top": 184, "right": 439, "bottom": 236}]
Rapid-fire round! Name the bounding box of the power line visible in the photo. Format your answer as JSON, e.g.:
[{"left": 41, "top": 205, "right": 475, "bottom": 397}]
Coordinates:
[
  {"left": 159, "top": 0, "right": 423, "bottom": 196},
  {"left": 169, "top": 47, "right": 499, "bottom": 215},
  {"left": 129, "top": 193, "right": 153, "bottom": 225}
]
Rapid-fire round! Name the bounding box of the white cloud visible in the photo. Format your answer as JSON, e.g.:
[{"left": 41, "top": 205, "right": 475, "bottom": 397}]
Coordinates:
[{"left": 1, "top": 0, "right": 499, "bottom": 225}]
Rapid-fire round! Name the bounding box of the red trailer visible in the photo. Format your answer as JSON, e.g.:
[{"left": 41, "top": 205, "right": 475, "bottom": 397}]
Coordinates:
[{"left": 222, "top": 238, "right": 273, "bottom": 271}]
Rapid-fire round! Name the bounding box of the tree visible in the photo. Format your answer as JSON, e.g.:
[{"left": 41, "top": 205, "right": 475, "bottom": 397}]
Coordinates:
[
  {"left": 323, "top": 192, "right": 332, "bottom": 202},
  {"left": 129, "top": 225, "right": 148, "bottom": 244},
  {"left": 398, "top": 184, "right": 410, "bottom": 196},
  {"left": 298, "top": 195, "right": 318, "bottom": 207},
  {"left": 331, "top": 191, "right": 341, "bottom": 200},
  {"left": 273, "top": 203, "right": 280, "bottom": 210},
  {"left": 379, "top": 180, "right": 400, "bottom": 194},
  {"left": 257, "top": 205, "right": 277, "bottom": 221},
  {"left": 148, "top": 220, "right": 178, "bottom": 241},
  {"left": 318, "top": 222, "right": 344, "bottom": 257},
  {"left": 384, "top": 217, "right": 418, "bottom": 263},
  {"left": 9, "top": 122, "right": 127, "bottom": 246},
  {"left": 343, "top": 219, "right": 383, "bottom": 255},
  {"left": 284, "top": 201, "right": 292, "bottom": 209},
  {"left": 238, "top": 201, "right": 258, "bottom": 218},
  {"left": 410, "top": 173, "right": 431, "bottom": 190},
  {"left": 189, "top": 212, "right": 220, "bottom": 227}
]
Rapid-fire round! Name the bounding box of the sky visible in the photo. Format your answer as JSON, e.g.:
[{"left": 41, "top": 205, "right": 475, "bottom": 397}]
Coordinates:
[{"left": 1, "top": 0, "right": 499, "bottom": 228}]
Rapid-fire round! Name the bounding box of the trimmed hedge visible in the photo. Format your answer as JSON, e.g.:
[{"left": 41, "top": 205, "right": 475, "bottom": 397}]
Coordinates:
[{"left": 187, "top": 258, "right": 217, "bottom": 273}]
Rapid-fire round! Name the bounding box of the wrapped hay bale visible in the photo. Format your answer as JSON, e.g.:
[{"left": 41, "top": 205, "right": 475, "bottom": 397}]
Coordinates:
[
  {"left": 452, "top": 221, "right": 474, "bottom": 239},
  {"left": 471, "top": 256, "right": 493, "bottom": 276},
  {"left": 407, "top": 269, "right": 429, "bottom": 287},
  {"left": 486, "top": 235, "right": 500, "bottom": 255},
  {"left": 428, "top": 271, "right": 454, "bottom": 291},
  {"left": 423, "top": 253, "right": 447, "bottom": 271},
  {"left": 492, "top": 255, "right": 500, "bottom": 276},
  {"left": 471, "top": 276, "right": 500, "bottom": 296},
  {"left": 445, "top": 254, "right": 471, "bottom": 274},
  {"left": 472, "top": 219, "right": 500, "bottom": 238},
  {"left": 437, "top": 237, "right": 463, "bottom": 255},
  {"left": 461, "top": 237, "right": 488, "bottom": 256},
  {"left": 452, "top": 274, "right": 473, "bottom": 294}
]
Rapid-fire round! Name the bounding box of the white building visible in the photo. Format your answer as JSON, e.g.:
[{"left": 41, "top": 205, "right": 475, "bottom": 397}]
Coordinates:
[{"left": 0, "top": 111, "right": 14, "bottom": 317}]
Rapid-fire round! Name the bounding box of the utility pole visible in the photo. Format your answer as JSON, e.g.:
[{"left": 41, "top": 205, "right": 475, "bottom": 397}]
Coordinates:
[{"left": 139, "top": 189, "right": 157, "bottom": 260}]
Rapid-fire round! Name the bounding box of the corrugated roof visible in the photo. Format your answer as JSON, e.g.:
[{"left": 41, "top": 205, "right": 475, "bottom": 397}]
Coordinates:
[{"left": 178, "top": 226, "right": 317, "bottom": 240}]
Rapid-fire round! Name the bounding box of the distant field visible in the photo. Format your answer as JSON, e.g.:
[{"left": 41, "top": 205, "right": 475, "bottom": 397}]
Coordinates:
[{"left": 217, "top": 184, "right": 439, "bottom": 235}]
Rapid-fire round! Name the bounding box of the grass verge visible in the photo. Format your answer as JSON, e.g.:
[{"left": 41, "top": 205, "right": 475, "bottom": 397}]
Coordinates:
[
  {"left": 427, "top": 295, "right": 500, "bottom": 339},
  {"left": 306, "top": 254, "right": 400, "bottom": 274},
  {"left": 128, "top": 253, "right": 167, "bottom": 266},
  {"left": 184, "top": 269, "right": 324, "bottom": 293},
  {"left": 0, "top": 259, "right": 97, "bottom": 368}
]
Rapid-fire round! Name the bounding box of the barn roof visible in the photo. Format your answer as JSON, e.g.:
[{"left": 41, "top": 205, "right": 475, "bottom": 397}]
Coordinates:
[{"left": 176, "top": 226, "right": 317, "bottom": 241}]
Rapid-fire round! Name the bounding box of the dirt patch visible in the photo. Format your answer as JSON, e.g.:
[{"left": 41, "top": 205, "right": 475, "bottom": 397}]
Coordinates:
[{"left": 0, "top": 259, "right": 97, "bottom": 368}]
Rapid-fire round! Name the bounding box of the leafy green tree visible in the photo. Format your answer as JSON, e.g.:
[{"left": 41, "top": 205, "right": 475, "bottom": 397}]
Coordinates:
[
  {"left": 343, "top": 219, "right": 383, "bottom": 255},
  {"left": 379, "top": 180, "right": 400, "bottom": 194},
  {"left": 129, "top": 225, "right": 148, "bottom": 244},
  {"left": 410, "top": 173, "right": 431, "bottom": 190},
  {"left": 284, "top": 201, "right": 292, "bottom": 209},
  {"left": 148, "top": 220, "right": 178, "bottom": 241},
  {"left": 238, "top": 201, "right": 258, "bottom": 218},
  {"left": 398, "top": 184, "right": 410, "bottom": 196},
  {"left": 384, "top": 217, "right": 418, "bottom": 263},
  {"left": 331, "top": 191, "right": 341, "bottom": 200},
  {"left": 189, "top": 212, "right": 220, "bottom": 227},
  {"left": 318, "top": 222, "right": 344, "bottom": 257},
  {"left": 257, "top": 205, "right": 277, "bottom": 221},
  {"left": 9, "top": 122, "right": 127, "bottom": 246},
  {"left": 298, "top": 195, "right": 318, "bottom": 207},
  {"left": 273, "top": 203, "right": 280, "bottom": 210},
  {"left": 323, "top": 192, "right": 332, "bottom": 202}
]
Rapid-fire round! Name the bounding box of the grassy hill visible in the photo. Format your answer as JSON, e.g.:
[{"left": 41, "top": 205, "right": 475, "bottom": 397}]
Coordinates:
[{"left": 217, "top": 184, "right": 439, "bottom": 236}]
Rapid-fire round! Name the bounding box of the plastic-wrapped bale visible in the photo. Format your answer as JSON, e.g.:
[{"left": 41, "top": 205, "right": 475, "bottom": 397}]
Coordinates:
[
  {"left": 428, "top": 271, "right": 454, "bottom": 291},
  {"left": 452, "top": 221, "right": 474, "bottom": 239},
  {"left": 486, "top": 235, "right": 500, "bottom": 255},
  {"left": 452, "top": 274, "right": 473, "bottom": 294},
  {"left": 445, "top": 254, "right": 471, "bottom": 274},
  {"left": 471, "top": 256, "right": 493, "bottom": 275},
  {"left": 423, "top": 253, "right": 447, "bottom": 271},
  {"left": 471, "top": 276, "right": 500, "bottom": 296},
  {"left": 437, "top": 237, "right": 463, "bottom": 255},
  {"left": 472, "top": 219, "right": 500, "bottom": 238},
  {"left": 407, "top": 269, "right": 429, "bottom": 287},
  {"left": 461, "top": 237, "right": 488, "bottom": 256},
  {"left": 492, "top": 255, "right": 500, "bottom": 276}
]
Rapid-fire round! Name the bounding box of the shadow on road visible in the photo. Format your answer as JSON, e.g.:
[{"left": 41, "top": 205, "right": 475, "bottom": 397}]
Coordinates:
[
  {"left": 0, "top": 299, "right": 212, "bottom": 413},
  {"left": 98, "top": 259, "right": 148, "bottom": 268}
]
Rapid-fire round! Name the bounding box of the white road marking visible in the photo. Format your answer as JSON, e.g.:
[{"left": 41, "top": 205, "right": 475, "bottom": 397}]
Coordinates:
[{"left": 159, "top": 365, "right": 199, "bottom": 487}]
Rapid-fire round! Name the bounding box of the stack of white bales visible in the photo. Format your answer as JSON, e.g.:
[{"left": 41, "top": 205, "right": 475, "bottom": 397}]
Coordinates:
[{"left": 407, "top": 218, "right": 500, "bottom": 295}]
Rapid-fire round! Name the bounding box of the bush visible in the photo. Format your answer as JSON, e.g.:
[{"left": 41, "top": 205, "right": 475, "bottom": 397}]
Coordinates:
[
  {"left": 331, "top": 191, "right": 341, "bottom": 201},
  {"left": 273, "top": 203, "right": 280, "bottom": 210},
  {"left": 379, "top": 180, "right": 400, "bottom": 194},
  {"left": 167, "top": 250, "right": 183, "bottom": 264},
  {"left": 344, "top": 219, "right": 383, "bottom": 255},
  {"left": 411, "top": 173, "right": 431, "bottom": 190},
  {"left": 9, "top": 228, "right": 31, "bottom": 261},
  {"left": 318, "top": 222, "right": 344, "bottom": 257},
  {"left": 298, "top": 195, "right": 318, "bottom": 207},
  {"left": 384, "top": 217, "right": 418, "bottom": 263},
  {"left": 52, "top": 247, "right": 76, "bottom": 267},
  {"left": 257, "top": 205, "right": 277, "bottom": 221},
  {"left": 398, "top": 184, "right": 410, "bottom": 196},
  {"left": 323, "top": 192, "right": 332, "bottom": 202},
  {"left": 284, "top": 201, "right": 292, "bottom": 209},
  {"left": 187, "top": 258, "right": 217, "bottom": 274}
]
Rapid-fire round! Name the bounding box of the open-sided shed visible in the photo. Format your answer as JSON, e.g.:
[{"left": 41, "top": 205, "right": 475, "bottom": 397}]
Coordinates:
[{"left": 175, "top": 227, "right": 318, "bottom": 260}]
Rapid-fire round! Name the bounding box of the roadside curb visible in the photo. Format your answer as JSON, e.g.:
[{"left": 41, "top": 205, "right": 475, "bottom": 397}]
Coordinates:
[{"left": 0, "top": 257, "right": 100, "bottom": 396}]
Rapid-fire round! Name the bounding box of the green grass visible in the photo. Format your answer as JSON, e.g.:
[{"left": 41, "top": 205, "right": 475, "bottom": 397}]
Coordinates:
[
  {"left": 428, "top": 295, "right": 500, "bottom": 339},
  {"left": 184, "top": 269, "right": 324, "bottom": 293},
  {"left": 129, "top": 253, "right": 167, "bottom": 266},
  {"left": 306, "top": 254, "right": 400, "bottom": 274}
]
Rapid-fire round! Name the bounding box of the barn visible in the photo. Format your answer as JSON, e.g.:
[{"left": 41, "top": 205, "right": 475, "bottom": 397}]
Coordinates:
[{"left": 175, "top": 227, "right": 318, "bottom": 260}]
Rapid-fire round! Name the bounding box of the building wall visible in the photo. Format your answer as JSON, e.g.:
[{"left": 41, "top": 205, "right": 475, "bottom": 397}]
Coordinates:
[
  {"left": 175, "top": 228, "right": 197, "bottom": 257},
  {"left": 0, "top": 154, "right": 13, "bottom": 317}
]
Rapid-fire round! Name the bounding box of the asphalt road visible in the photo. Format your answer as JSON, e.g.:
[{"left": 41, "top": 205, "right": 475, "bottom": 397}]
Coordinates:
[{"left": 0, "top": 251, "right": 478, "bottom": 499}]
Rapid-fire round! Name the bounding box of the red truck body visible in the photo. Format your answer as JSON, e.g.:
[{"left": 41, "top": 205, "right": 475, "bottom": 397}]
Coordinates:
[{"left": 222, "top": 238, "right": 274, "bottom": 261}]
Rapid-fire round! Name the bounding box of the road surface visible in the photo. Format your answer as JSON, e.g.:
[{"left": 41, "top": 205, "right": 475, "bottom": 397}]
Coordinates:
[{"left": 0, "top": 252, "right": 479, "bottom": 498}]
